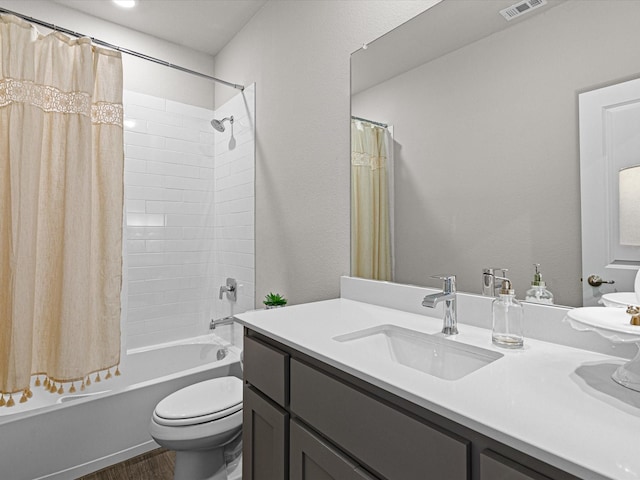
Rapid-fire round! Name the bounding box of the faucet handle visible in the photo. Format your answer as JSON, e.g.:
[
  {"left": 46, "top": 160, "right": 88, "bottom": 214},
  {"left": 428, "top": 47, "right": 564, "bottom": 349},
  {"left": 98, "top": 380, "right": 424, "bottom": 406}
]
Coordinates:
[
  {"left": 482, "top": 268, "right": 508, "bottom": 296},
  {"left": 430, "top": 274, "right": 456, "bottom": 293},
  {"left": 219, "top": 277, "right": 238, "bottom": 301}
]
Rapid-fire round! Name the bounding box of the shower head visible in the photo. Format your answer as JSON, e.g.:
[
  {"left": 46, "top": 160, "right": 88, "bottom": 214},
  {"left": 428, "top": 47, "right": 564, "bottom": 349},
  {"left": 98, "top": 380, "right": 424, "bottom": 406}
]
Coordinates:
[{"left": 211, "top": 116, "right": 234, "bottom": 132}]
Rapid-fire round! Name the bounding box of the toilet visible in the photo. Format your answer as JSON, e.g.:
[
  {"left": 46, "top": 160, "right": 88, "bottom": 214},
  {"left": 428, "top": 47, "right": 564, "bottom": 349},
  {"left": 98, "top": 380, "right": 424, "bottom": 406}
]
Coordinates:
[{"left": 149, "top": 376, "right": 243, "bottom": 480}]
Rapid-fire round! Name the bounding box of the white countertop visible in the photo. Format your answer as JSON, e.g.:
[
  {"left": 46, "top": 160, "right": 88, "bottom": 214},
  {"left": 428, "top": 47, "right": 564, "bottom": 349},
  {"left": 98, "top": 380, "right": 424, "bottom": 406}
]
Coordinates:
[{"left": 236, "top": 298, "right": 640, "bottom": 480}]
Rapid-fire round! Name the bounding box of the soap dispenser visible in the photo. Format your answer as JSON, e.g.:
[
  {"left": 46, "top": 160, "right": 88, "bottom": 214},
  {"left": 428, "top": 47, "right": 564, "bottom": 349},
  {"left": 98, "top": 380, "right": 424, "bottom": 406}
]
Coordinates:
[
  {"left": 525, "top": 264, "right": 554, "bottom": 305},
  {"left": 492, "top": 278, "right": 524, "bottom": 349}
]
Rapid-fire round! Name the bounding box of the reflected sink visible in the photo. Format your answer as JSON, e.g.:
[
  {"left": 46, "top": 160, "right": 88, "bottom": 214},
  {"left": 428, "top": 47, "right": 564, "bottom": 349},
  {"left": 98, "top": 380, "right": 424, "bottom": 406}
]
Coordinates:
[{"left": 333, "top": 325, "right": 503, "bottom": 381}]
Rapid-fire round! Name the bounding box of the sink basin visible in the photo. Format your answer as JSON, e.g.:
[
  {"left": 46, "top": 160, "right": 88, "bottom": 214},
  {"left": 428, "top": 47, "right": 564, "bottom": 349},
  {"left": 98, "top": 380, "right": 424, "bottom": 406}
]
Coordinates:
[{"left": 333, "top": 325, "right": 503, "bottom": 380}]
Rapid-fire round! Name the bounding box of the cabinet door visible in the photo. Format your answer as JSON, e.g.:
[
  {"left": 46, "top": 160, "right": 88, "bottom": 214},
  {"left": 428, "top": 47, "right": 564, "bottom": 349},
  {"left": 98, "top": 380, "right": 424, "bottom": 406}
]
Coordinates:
[
  {"left": 480, "top": 450, "right": 551, "bottom": 480},
  {"left": 243, "top": 385, "right": 289, "bottom": 480},
  {"left": 290, "top": 420, "right": 379, "bottom": 480}
]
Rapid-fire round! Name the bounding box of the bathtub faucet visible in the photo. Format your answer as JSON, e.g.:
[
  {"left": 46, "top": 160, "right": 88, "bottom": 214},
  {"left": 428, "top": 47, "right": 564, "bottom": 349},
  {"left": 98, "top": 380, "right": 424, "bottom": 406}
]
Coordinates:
[
  {"left": 219, "top": 278, "right": 237, "bottom": 302},
  {"left": 210, "top": 316, "right": 235, "bottom": 330}
]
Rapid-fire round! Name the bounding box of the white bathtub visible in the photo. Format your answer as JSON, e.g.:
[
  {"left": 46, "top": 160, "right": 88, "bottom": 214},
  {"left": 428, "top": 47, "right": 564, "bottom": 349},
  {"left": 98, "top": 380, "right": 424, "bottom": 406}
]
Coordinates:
[{"left": 0, "top": 334, "right": 242, "bottom": 480}]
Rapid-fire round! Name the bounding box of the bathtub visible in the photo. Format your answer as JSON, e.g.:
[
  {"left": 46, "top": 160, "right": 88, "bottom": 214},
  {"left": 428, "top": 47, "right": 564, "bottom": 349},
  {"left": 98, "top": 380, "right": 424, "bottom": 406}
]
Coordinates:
[{"left": 0, "top": 334, "right": 242, "bottom": 480}]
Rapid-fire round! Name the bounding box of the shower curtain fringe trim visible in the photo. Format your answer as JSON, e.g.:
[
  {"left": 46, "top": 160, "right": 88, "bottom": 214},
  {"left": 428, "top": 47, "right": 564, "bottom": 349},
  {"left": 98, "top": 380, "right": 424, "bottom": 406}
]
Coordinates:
[{"left": 0, "top": 363, "right": 121, "bottom": 407}]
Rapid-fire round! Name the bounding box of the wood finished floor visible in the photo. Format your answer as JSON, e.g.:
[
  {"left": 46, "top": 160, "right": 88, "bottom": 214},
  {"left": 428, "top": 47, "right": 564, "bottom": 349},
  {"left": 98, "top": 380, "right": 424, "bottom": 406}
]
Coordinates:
[{"left": 78, "top": 448, "right": 175, "bottom": 480}]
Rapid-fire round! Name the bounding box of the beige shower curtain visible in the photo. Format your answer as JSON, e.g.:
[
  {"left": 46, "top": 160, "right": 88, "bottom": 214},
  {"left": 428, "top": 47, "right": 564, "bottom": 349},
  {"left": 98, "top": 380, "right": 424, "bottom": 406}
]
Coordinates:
[
  {"left": 351, "top": 119, "right": 391, "bottom": 281},
  {"left": 0, "top": 15, "right": 124, "bottom": 405}
]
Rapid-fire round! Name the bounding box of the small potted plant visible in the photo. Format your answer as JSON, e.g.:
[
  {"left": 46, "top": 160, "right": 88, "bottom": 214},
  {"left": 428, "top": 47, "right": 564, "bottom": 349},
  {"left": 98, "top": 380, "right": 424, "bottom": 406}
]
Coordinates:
[{"left": 264, "top": 292, "right": 287, "bottom": 309}]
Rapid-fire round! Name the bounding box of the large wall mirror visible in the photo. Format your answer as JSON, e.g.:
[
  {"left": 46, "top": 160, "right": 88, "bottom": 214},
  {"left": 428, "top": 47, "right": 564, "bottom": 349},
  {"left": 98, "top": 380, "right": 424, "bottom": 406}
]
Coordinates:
[{"left": 350, "top": 0, "right": 640, "bottom": 307}]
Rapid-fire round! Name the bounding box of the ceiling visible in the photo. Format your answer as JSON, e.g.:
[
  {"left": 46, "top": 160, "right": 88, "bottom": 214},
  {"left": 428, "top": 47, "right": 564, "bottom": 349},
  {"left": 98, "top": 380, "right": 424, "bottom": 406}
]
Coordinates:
[
  {"left": 352, "top": 0, "right": 566, "bottom": 94},
  {"left": 52, "top": 0, "right": 267, "bottom": 56}
]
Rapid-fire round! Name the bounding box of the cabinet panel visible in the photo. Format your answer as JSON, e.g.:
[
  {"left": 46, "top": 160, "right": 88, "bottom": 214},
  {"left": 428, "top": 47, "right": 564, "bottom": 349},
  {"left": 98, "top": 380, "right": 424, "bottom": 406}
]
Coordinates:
[
  {"left": 244, "top": 335, "right": 289, "bottom": 407},
  {"left": 243, "top": 385, "right": 289, "bottom": 480},
  {"left": 290, "top": 419, "right": 379, "bottom": 480},
  {"left": 480, "top": 450, "right": 551, "bottom": 480},
  {"left": 290, "top": 359, "right": 469, "bottom": 480}
]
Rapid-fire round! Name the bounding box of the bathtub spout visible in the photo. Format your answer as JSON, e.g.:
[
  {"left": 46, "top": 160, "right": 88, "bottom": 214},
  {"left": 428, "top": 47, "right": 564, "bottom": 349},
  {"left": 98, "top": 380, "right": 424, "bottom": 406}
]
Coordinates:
[{"left": 210, "top": 316, "right": 235, "bottom": 330}]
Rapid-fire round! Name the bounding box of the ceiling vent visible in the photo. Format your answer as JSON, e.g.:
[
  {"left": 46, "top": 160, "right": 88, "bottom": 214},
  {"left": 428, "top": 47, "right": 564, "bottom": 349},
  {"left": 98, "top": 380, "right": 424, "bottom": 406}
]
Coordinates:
[{"left": 499, "top": 0, "right": 547, "bottom": 21}]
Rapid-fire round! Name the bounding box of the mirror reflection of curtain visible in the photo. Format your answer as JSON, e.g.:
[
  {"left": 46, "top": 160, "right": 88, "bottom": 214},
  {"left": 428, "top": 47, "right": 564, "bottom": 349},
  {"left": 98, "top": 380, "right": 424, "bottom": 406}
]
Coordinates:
[
  {"left": 0, "top": 15, "right": 124, "bottom": 406},
  {"left": 351, "top": 119, "right": 391, "bottom": 281}
]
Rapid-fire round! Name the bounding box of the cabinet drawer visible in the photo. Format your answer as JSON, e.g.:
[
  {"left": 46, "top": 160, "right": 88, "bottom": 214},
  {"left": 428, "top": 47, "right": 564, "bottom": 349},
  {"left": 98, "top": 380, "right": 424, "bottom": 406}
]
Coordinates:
[
  {"left": 290, "top": 359, "right": 469, "bottom": 480},
  {"left": 244, "top": 335, "right": 289, "bottom": 407}
]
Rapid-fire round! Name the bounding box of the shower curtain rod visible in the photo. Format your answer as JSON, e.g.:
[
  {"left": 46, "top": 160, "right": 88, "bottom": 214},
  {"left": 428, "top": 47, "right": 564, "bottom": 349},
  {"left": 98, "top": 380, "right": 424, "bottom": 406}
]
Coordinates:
[
  {"left": 351, "top": 115, "right": 388, "bottom": 128},
  {"left": 0, "top": 7, "right": 245, "bottom": 91}
]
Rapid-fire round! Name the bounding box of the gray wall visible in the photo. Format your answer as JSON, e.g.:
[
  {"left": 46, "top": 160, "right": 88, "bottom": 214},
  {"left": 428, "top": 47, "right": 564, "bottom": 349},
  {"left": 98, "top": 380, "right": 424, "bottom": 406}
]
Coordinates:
[
  {"left": 213, "top": 1, "right": 437, "bottom": 306},
  {"left": 352, "top": 0, "right": 640, "bottom": 306}
]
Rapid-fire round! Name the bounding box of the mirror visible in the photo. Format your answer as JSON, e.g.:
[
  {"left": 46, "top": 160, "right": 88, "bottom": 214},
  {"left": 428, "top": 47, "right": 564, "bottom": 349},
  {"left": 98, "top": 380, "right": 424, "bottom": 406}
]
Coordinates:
[{"left": 350, "top": 0, "right": 640, "bottom": 307}]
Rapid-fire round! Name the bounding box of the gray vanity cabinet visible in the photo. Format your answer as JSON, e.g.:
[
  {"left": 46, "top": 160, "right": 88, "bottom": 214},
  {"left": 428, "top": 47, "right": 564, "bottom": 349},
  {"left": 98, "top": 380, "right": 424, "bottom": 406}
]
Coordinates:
[{"left": 243, "top": 329, "right": 578, "bottom": 480}]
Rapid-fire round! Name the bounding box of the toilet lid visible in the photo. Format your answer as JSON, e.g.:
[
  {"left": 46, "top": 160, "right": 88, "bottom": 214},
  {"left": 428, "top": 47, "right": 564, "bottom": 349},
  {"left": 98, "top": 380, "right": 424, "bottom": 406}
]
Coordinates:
[{"left": 154, "top": 376, "right": 242, "bottom": 426}]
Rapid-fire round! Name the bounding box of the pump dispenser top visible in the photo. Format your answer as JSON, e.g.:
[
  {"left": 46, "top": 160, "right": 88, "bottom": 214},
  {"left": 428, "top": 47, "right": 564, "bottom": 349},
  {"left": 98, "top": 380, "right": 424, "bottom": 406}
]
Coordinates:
[
  {"left": 500, "top": 278, "right": 515, "bottom": 295},
  {"left": 525, "top": 264, "right": 554, "bottom": 305},
  {"left": 532, "top": 264, "right": 544, "bottom": 286}
]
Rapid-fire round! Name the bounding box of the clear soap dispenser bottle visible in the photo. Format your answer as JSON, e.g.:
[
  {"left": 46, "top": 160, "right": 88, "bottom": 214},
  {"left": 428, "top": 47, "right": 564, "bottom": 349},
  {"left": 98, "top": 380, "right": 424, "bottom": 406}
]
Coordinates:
[
  {"left": 525, "top": 264, "right": 554, "bottom": 305},
  {"left": 492, "top": 278, "right": 524, "bottom": 349}
]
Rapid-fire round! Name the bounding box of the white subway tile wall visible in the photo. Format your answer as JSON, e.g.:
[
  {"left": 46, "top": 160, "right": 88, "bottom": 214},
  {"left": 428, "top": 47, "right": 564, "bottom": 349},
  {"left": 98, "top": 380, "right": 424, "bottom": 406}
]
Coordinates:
[
  {"left": 212, "top": 85, "right": 256, "bottom": 346},
  {"left": 122, "top": 86, "right": 255, "bottom": 349}
]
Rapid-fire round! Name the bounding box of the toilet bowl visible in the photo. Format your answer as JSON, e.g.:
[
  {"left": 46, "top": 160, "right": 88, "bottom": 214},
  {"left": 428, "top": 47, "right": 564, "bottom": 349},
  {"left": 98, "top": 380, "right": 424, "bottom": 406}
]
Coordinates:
[{"left": 149, "top": 376, "right": 243, "bottom": 480}]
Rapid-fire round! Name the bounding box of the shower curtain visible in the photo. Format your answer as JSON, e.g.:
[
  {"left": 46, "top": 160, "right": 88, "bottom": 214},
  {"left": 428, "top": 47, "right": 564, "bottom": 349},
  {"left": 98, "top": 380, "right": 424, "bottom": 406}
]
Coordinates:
[
  {"left": 0, "top": 15, "right": 124, "bottom": 405},
  {"left": 351, "top": 119, "right": 391, "bottom": 281}
]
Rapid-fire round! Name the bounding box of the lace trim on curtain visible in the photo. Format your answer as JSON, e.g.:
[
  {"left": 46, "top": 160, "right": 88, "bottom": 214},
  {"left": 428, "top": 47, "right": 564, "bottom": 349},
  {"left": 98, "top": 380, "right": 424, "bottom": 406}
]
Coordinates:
[
  {"left": 92, "top": 101, "right": 124, "bottom": 126},
  {"left": 352, "top": 151, "right": 387, "bottom": 170},
  {"left": 0, "top": 78, "right": 123, "bottom": 126}
]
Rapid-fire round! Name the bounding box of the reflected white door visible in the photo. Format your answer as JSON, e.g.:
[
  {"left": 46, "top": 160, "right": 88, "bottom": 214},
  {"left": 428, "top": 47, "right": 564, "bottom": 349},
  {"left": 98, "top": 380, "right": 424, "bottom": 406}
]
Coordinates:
[{"left": 579, "top": 77, "right": 640, "bottom": 306}]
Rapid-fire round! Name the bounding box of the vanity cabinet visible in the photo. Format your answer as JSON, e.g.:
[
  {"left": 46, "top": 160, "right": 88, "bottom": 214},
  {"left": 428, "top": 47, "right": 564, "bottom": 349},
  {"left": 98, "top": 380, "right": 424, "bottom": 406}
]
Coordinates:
[{"left": 243, "top": 329, "right": 577, "bottom": 480}]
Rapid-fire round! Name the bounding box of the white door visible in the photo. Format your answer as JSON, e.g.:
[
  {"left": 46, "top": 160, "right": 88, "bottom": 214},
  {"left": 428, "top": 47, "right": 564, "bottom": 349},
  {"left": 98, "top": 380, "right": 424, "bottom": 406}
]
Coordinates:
[{"left": 579, "top": 77, "right": 640, "bottom": 306}]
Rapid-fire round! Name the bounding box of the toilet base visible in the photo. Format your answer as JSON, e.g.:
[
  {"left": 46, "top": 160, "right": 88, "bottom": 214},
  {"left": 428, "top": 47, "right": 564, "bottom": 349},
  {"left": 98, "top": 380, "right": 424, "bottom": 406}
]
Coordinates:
[{"left": 174, "top": 448, "right": 227, "bottom": 480}]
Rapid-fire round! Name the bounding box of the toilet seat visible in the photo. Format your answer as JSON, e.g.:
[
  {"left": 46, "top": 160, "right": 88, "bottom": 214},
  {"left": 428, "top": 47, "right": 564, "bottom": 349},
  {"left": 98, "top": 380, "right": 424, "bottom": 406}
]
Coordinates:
[{"left": 153, "top": 376, "right": 243, "bottom": 427}]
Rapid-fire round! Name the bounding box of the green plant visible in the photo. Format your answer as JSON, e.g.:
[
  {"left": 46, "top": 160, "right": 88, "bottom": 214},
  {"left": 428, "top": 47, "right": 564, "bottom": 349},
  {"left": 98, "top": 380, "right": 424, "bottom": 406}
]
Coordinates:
[{"left": 263, "top": 292, "right": 287, "bottom": 307}]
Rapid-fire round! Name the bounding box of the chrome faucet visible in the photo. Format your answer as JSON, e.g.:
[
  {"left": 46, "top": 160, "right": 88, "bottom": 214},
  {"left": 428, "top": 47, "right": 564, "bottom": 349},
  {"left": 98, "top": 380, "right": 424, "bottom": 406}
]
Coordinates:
[
  {"left": 210, "top": 316, "right": 235, "bottom": 330},
  {"left": 422, "top": 275, "right": 458, "bottom": 335}
]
